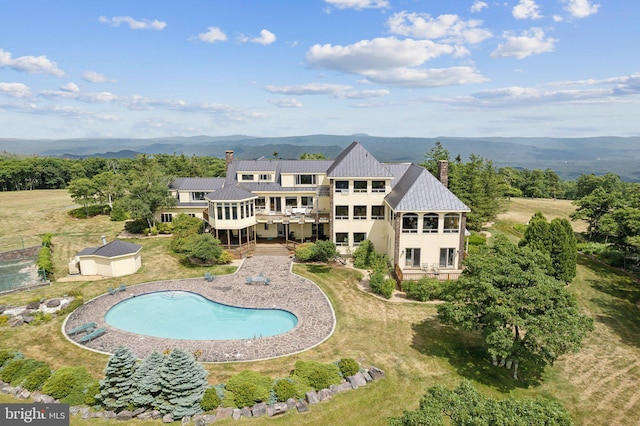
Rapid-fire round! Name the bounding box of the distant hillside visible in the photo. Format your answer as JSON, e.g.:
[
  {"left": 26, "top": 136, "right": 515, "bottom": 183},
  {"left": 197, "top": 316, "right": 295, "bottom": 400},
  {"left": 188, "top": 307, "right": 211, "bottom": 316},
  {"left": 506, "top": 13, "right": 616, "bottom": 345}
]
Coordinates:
[{"left": 1, "top": 135, "right": 638, "bottom": 181}]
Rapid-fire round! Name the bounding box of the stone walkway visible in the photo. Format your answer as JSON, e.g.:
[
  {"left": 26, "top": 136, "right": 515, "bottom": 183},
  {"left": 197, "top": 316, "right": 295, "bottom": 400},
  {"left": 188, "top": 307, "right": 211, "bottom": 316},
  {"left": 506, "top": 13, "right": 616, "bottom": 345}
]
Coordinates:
[{"left": 63, "top": 256, "right": 335, "bottom": 363}]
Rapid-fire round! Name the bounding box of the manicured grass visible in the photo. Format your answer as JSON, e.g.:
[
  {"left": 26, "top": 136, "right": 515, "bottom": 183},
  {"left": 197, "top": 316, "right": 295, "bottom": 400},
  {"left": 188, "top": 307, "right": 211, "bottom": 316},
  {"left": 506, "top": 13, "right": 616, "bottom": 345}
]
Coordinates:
[{"left": 1, "top": 192, "right": 640, "bottom": 425}]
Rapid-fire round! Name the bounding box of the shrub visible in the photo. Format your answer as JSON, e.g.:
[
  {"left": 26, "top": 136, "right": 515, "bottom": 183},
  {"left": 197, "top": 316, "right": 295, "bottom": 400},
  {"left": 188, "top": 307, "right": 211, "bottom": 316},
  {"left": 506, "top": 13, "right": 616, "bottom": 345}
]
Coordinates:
[
  {"left": 157, "top": 349, "right": 208, "bottom": 419},
  {"left": 370, "top": 252, "right": 390, "bottom": 274},
  {"left": 29, "top": 311, "right": 52, "bottom": 326},
  {"left": 294, "top": 243, "right": 316, "bottom": 262},
  {"left": 22, "top": 366, "right": 52, "bottom": 391},
  {"left": 0, "top": 359, "right": 27, "bottom": 383},
  {"left": 84, "top": 380, "right": 101, "bottom": 407},
  {"left": 200, "top": 386, "right": 221, "bottom": 411},
  {"left": 369, "top": 272, "right": 384, "bottom": 293},
  {"left": 0, "top": 316, "right": 8, "bottom": 327},
  {"left": 183, "top": 234, "right": 223, "bottom": 263},
  {"left": 0, "top": 349, "right": 18, "bottom": 367},
  {"left": 352, "top": 240, "right": 375, "bottom": 269},
  {"left": 42, "top": 366, "right": 94, "bottom": 405},
  {"left": 69, "top": 205, "right": 107, "bottom": 219},
  {"left": 109, "top": 201, "right": 128, "bottom": 221},
  {"left": 292, "top": 360, "right": 341, "bottom": 391},
  {"left": 131, "top": 351, "right": 164, "bottom": 410},
  {"left": 1, "top": 358, "right": 47, "bottom": 386},
  {"left": 155, "top": 222, "right": 173, "bottom": 234},
  {"left": 467, "top": 233, "right": 486, "bottom": 247},
  {"left": 403, "top": 277, "right": 443, "bottom": 301},
  {"left": 36, "top": 246, "right": 53, "bottom": 279},
  {"left": 124, "top": 219, "right": 149, "bottom": 234},
  {"left": 338, "top": 358, "right": 360, "bottom": 377},
  {"left": 379, "top": 278, "right": 396, "bottom": 299},
  {"left": 312, "top": 240, "right": 338, "bottom": 262},
  {"left": 217, "top": 250, "right": 234, "bottom": 264},
  {"left": 98, "top": 346, "right": 138, "bottom": 412},
  {"left": 274, "top": 379, "right": 297, "bottom": 402},
  {"left": 226, "top": 370, "right": 273, "bottom": 408},
  {"left": 41, "top": 233, "right": 53, "bottom": 248}
]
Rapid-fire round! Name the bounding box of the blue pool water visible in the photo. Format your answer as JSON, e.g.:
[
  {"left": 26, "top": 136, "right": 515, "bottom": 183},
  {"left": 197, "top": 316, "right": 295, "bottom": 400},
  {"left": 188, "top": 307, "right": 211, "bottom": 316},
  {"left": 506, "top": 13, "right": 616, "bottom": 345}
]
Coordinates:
[{"left": 105, "top": 291, "right": 298, "bottom": 340}]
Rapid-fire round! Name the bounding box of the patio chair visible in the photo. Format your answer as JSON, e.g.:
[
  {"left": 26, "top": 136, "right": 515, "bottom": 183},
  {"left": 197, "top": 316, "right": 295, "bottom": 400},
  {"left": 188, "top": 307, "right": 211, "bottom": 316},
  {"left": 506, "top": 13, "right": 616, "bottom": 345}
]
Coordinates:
[
  {"left": 204, "top": 272, "right": 215, "bottom": 282},
  {"left": 119, "top": 284, "right": 127, "bottom": 292},
  {"left": 246, "top": 277, "right": 252, "bottom": 284},
  {"left": 68, "top": 322, "right": 96, "bottom": 336},
  {"left": 79, "top": 327, "right": 107, "bottom": 343},
  {"left": 264, "top": 278, "right": 271, "bottom": 285},
  {"left": 107, "top": 287, "right": 117, "bottom": 295}
]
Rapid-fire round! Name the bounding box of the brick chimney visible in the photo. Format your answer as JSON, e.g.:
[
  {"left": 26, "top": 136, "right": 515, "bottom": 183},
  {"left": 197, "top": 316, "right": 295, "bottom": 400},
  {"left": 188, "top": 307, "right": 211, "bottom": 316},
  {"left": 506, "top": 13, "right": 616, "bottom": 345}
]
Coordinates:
[
  {"left": 438, "top": 160, "right": 448, "bottom": 188},
  {"left": 225, "top": 150, "right": 234, "bottom": 174}
]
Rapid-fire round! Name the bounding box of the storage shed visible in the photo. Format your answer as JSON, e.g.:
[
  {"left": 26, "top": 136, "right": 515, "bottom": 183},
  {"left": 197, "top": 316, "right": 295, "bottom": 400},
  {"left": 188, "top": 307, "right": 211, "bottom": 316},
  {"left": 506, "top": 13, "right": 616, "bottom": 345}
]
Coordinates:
[{"left": 69, "top": 238, "right": 142, "bottom": 277}]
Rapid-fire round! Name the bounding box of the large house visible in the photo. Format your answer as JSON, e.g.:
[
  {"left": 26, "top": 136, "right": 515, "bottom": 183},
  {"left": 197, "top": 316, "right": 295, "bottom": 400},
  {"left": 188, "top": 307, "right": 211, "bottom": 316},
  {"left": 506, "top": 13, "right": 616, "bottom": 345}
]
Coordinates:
[{"left": 157, "top": 142, "right": 470, "bottom": 281}]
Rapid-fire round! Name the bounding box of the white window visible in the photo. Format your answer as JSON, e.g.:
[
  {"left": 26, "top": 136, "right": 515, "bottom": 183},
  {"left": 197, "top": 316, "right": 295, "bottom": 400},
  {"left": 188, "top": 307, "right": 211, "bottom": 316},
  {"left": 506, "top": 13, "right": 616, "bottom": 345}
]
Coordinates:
[
  {"left": 335, "top": 206, "right": 348, "bottom": 219},
  {"left": 405, "top": 248, "right": 421, "bottom": 268},
  {"left": 440, "top": 248, "right": 456, "bottom": 268},
  {"left": 353, "top": 206, "right": 367, "bottom": 220},
  {"left": 423, "top": 213, "right": 439, "bottom": 233},
  {"left": 371, "top": 205, "right": 385, "bottom": 220},
  {"left": 160, "top": 213, "right": 173, "bottom": 223},
  {"left": 241, "top": 174, "right": 254, "bottom": 181},
  {"left": 353, "top": 232, "right": 366, "bottom": 245},
  {"left": 402, "top": 213, "right": 419, "bottom": 233},
  {"left": 353, "top": 181, "right": 367, "bottom": 193},
  {"left": 335, "top": 181, "right": 348, "bottom": 193},
  {"left": 335, "top": 233, "right": 348, "bottom": 246},
  {"left": 296, "top": 174, "right": 316, "bottom": 185},
  {"left": 444, "top": 214, "right": 460, "bottom": 233},
  {"left": 372, "top": 180, "right": 385, "bottom": 192},
  {"left": 259, "top": 174, "right": 270, "bottom": 181}
]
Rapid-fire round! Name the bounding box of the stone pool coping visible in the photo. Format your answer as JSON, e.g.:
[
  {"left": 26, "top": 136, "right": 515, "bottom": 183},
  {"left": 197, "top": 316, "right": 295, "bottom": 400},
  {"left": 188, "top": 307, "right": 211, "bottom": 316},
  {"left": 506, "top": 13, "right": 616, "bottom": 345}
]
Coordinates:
[{"left": 63, "top": 256, "right": 336, "bottom": 363}]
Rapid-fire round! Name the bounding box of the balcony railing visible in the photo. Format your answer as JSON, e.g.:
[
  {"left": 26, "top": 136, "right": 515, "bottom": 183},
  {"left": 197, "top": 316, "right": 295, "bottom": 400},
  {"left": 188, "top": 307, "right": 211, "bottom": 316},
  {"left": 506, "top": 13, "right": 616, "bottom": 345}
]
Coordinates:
[{"left": 255, "top": 209, "right": 330, "bottom": 224}]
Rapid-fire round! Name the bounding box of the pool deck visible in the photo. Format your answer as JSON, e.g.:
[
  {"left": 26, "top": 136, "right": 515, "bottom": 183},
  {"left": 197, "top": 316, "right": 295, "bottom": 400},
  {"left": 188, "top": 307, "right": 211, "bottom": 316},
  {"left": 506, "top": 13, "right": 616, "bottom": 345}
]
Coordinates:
[{"left": 64, "top": 256, "right": 336, "bottom": 363}]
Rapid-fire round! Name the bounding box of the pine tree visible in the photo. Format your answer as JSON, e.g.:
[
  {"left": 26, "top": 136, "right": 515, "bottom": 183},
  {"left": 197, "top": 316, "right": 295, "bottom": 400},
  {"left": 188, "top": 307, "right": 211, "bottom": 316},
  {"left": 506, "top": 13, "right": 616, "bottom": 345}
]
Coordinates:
[
  {"left": 157, "top": 349, "right": 208, "bottom": 419},
  {"left": 98, "top": 346, "right": 138, "bottom": 412},
  {"left": 131, "top": 351, "right": 164, "bottom": 409},
  {"left": 550, "top": 218, "right": 577, "bottom": 283}
]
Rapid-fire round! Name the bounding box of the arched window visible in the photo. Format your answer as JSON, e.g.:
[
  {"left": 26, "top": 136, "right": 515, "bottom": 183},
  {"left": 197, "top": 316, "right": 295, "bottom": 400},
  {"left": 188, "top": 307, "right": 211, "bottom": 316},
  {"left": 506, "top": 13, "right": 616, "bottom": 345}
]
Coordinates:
[
  {"left": 444, "top": 213, "right": 460, "bottom": 233},
  {"left": 423, "top": 213, "right": 439, "bottom": 233},
  {"left": 402, "top": 213, "right": 419, "bottom": 233}
]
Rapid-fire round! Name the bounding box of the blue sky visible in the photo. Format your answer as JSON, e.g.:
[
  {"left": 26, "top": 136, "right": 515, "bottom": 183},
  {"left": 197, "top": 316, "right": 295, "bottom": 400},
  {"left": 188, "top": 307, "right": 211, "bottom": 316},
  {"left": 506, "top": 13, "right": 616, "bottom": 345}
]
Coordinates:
[{"left": 1, "top": 0, "right": 638, "bottom": 139}]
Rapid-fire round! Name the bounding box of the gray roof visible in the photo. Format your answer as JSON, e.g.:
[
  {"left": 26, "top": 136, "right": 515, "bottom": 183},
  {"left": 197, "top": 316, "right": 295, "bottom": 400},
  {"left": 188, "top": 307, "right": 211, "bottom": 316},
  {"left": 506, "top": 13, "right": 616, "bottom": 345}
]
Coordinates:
[
  {"left": 385, "top": 164, "right": 470, "bottom": 212},
  {"left": 326, "top": 142, "right": 393, "bottom": 178},
  {"left": 383, "top": 163, "right": 412, "bottom": 189},
  {"left": 206, "top": 184, "right": 257, "bottom": 201},
  {"left": 170, "top": 177, "right": 225, "bottom": 191},
  {"left": 78, "top": 240, "right": 141, "bottom": 258},
  {"left": 279, "top": 160, "right": 334, "bottom": 173}
]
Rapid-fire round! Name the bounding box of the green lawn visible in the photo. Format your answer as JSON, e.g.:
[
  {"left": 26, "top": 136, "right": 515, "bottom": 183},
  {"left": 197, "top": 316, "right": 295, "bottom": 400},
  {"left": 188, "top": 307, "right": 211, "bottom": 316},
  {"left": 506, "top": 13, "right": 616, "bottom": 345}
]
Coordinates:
[{"left": 1, "top": 193, "right": 639, "bottom": 425}]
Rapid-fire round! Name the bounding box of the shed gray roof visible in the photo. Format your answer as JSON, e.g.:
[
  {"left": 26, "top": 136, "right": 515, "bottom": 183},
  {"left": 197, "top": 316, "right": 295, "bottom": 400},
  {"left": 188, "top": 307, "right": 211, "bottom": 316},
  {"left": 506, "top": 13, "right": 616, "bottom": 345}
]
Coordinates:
[
  {"left": 326, "top": 142, "right": 393, "bottom": 178},
  {"left": 206, "top": 184, "right": 257, "bottom": 201},
  {"left": 385, "top": 164, "right": 470, "bottom": 212},
  {"left": 78, "top": 240, "right": 141, "bottom": 258},
  {"left": 170, "top": 177, "right": 225, "bottom": 191}
]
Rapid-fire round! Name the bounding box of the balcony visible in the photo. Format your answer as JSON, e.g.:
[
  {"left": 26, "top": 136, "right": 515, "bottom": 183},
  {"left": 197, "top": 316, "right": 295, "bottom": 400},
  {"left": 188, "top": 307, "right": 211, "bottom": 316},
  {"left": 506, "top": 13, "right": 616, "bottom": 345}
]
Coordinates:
[{"left": 256, "top": 209, "right": 330, "bottom": 224}]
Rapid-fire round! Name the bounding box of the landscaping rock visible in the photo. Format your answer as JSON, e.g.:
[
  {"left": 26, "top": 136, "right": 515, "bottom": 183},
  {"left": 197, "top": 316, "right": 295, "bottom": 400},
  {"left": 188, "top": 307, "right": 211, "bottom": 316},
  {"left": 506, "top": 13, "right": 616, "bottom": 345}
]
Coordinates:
[
  {"left": 368, "top": 366, "right": 385, "bottom": 380},
  {"left": 216, "top": 406, "right": 233, "bottom": 420},
  {"left": 296, "top": 401, "right": 309, "bottom": 413},
  {"left": 137, "top": 412, "right": 153, "bottom": 420},
  {"left": 18, "top": 389, "right": 31, "bottom": 399},
  {"left": 21, "top": 315, "right": 35, "bottom": 324},
  {"left": 267, "top": 402, "right": 288, "bottom": 417},
  {"left": 162, "top": 413, "right": 174, "bottom": 423},
  {"left": 232, "top": 408, "right": 242, "bottom": 420},
  {"left": 286, "top": 398, "right": 297, "bottom": 410},
  {"left": 80, "top": 407, "right": 90, "bottom": 420},
  {"left": 103, "top": 411, "right": 117, "bottom": 419},
  {"left": 0, "top": 305, "right": 5, "bottom": 314},
  {"left": 363, "top": 371, "right": 373, "bottom": 382},
  {"left": 305, "top": 390, "right": 319, "bottom": 405},
  {"left": 40, "top": 394, "right": 56, "bottom": 404},
  {"left": 8, "top": 316, "right": 23, "bottom": 327},
  {"left": 332, "top": 382, "right": 353, "bottom": 393},
  {"left": 26, "top": 301, "right": 41, "bottom": 310},
  {"left": 92, "top": 411, "right": 103, "bottom": 418},
  {"left": 251, "top": 402, "right": 267, "bottom": 417},
  {"left": 347, "top": 372, "right": 367, "bottom": 389},
  {"left": 317, "top": 389, "right": 332, "bottom": 402},
  {"left": 46, "top": 299, "right": 61, "bottom": 308},
  {"left": 194, "top": 414, "right": 215, "bottom": 425},
  {"left": 181, "top": 415, "right": 191, "bottom": 424},
  {"left": 241, "top": 406, "right": 252, "bottom": 418},
  {"left": 131, "top": 408, "right": 145, "bottom": 417},
  {"left": 116, "top": 410, "right": 133, "bottom": 421},
  {"left": 150, "top": 410, "right": 162, "bottom": 419}
]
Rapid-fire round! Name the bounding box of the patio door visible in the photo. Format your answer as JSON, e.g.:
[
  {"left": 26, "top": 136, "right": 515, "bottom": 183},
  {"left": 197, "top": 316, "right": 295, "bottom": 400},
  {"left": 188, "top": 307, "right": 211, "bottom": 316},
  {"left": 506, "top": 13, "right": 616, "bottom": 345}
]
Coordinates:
[
  {"left": 405, "top": 248, "right": 421, "bottom": 268},
  {"left": 270, "top": 197, "right": 282, "bottom": 213}
]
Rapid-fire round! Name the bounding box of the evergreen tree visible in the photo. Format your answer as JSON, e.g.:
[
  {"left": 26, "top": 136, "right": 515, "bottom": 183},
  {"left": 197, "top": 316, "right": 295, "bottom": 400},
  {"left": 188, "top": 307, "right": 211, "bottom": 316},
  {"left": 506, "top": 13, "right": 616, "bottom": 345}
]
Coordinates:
[
  {"left": 131, "top": 351, "right": 165, "bottom": 409},
  {"left": 157, "top": 349, "right": 208, "bottom": 419},
  {"left": 550, "top": 218, "right": 578, "bottom": 283},
  {"left": 98, "top": 346, "right": 138, "bottom": 412}
]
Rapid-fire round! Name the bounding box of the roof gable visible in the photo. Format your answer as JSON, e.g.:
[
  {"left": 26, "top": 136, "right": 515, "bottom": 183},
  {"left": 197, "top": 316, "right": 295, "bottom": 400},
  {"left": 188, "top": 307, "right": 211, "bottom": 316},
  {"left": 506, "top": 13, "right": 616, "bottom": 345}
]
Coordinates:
[
  {"left": 385, "top": 164, "right": 470, "bottom": 212},
  {"left": 78, "top": 240, "right": 141, "bottom": 258},
  {"left": 206, "top": 184, "right": 257, "bottom": 201},
  {"left": 326, "top": 142, "right": 392, "bottom": 178}
]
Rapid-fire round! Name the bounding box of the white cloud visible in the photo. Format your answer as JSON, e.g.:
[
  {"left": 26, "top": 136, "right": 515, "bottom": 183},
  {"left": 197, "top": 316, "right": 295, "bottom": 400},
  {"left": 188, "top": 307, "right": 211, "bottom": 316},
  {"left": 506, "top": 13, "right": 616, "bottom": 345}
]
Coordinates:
[
  {"left": 0, "top": 48, "right": 65, "bottom": 76},
  {"left": 82, "top": 71, "right": 115, "bottom": 83},
  {"left": 269, "top": 98, "right": 303, "bottom": 108},
  {"left": 470, "top": 1, "right": 488, "bottom": 13},
  {"left": 60, "top": 83, "right": 79, "bottom": 93},
  {"left": 98, "top": 16, "right": 166, "bottom": 30},
  {"left": 386, "top": 12, "right": 492, "bottom": 44},
  {"left": 513, "top": 0, "right": 542, "bottom": 20},
  {"left": 562, "top": 0, "right": 600, "bottom": 18},
  {"left": 336, "top": 89, "right": 390, "bottom": 99},
  {"left": 307, "top": 37, "right": 456, "bottom": 74},
  {"left": 252, "top": 29, "right": 276, "bottom": 45},
  {"left": 265, "top": 83, "right": 352, "bottom": 96},
  {"left": 490, "top": 28, "right": 556, "bottom": 59},
  {"left": 197, "top": 27, "right": 228, "bottom": 44},
  {"left": 0, "top": 82, "right": 31, "bottom": 98},
  {"left": 323, "top": 0, "right": 389, "bottom": 10},
  {"left": 362, "top": 66, "right": 487, "bottom": 88}
]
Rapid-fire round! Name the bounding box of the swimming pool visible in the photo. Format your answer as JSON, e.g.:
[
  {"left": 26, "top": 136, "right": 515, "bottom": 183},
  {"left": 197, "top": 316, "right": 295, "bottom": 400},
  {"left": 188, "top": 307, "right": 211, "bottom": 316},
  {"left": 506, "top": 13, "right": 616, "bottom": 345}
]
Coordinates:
[{"left": 105, "top": 291, "right": 298, "bottom": 340}]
